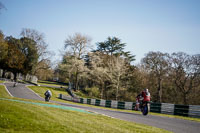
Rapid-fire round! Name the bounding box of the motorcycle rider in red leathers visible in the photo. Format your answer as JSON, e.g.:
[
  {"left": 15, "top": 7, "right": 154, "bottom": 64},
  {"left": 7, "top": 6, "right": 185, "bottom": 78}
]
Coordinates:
[{"left": 135, "top": 88, "right": 150, "bottom": 111}]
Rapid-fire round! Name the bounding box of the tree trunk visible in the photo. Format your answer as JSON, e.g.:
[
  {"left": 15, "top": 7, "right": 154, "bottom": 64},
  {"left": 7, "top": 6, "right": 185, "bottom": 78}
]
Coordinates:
[
  {"left": 116, "top": 76, "right": 120, "bottom": 101},
  {"left": 13, "top": 72, "right": 17, "bottom": 82},
  {"left": 116, "top": 86, "right": 119, "bottom": 101},
  {"left": 75, "top": 72, "right": 78, "bottom": 91},
  {"left": 100, "top": 84, "right": 104, "bottom": 99},
  {"left": 2, "top": 69, "right": 6, "bottom": 78},
  {"left": 183, "top": 92, "right": 187, "bottom": 105},
  {"left": 157, "top": 78, "right": 162, "bottom": 103}
]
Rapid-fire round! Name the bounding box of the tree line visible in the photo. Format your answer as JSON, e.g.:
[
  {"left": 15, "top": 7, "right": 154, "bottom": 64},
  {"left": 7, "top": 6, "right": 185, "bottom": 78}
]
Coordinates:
[
  {"left": 0, "top": 29, "right": 53, "bottom": 81},
  {"left": 57, "top": 33, "right": 200, "bottom": 105},
  {"left": 1, "top": 30, "right": 200, "bottom": 105}
]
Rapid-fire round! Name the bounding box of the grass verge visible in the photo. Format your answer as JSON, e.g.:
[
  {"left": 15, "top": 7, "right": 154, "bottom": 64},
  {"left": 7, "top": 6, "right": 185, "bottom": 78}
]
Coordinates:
[
  {"left": 0, "top": 85, "right": 10, "bottom": 98},
  {"left": 28, "top": 85, "right": 70, "bottom": 101},
  {"left": 0, "top": 85, "right": 171, "bottom": 133}
]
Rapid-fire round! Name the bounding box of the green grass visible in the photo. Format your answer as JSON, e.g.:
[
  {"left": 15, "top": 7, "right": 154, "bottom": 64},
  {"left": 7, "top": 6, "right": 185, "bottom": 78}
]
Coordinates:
[
  {"left": 0, "top": 85, "right": 10, "bottom": 98},
  {"left": 0, "top": 80, "right": 4, "bottom": 83},
  {"left": 0, "top": 100, "right": 170, "bottom": 133},
  {"left": 38, "top": 80, "right": 67, "bottom": 87},
  {"left": 28, "top": 85, "right": 200, "bottom": 123},
  {"left": 0, "top": 85, "right": 171, "bottom": 133}
]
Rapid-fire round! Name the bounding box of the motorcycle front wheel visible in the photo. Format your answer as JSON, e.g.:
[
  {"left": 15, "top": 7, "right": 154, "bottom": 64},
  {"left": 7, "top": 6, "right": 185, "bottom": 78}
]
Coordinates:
[
  {"left": 142, "top": 103, "right": 149, "bottom": 115},
  {"left": 45, "top": 96, "right": 50, "bottom": 102}
]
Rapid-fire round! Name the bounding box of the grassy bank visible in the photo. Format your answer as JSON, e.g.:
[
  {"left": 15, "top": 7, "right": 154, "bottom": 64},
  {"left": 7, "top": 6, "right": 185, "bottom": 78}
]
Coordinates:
[
  {"left": 0, "top": 99, "right": 170, "bottom": 133},
  {"left": 0, "top": 85, "right": 171, "bottom": 133}
]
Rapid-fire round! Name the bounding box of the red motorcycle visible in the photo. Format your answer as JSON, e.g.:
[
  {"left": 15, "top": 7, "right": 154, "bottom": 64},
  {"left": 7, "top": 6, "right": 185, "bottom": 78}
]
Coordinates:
[{"left": 135, "top": 90, "right": 151, "bottom": 115}]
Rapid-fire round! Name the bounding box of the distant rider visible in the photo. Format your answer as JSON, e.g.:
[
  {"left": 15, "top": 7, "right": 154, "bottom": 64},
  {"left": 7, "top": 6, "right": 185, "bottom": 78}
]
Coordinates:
[
  {"left": 135, "top": 88, "right": 150, "bottom": 111},
  {"left": 44, "top": 90, "right": 52, "bottom": 101}
]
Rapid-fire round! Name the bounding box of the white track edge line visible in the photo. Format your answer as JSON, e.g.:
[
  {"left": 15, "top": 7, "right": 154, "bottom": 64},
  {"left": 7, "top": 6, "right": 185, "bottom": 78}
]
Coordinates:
[{"left": 26, "top": 85, "right": 44, "bottom": 100}]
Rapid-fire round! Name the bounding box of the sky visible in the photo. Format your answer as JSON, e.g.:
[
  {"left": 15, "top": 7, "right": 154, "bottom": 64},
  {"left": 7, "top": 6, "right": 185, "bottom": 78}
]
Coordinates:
[{"left": 0, "top": 0, "right": 200, "bottom": 64}]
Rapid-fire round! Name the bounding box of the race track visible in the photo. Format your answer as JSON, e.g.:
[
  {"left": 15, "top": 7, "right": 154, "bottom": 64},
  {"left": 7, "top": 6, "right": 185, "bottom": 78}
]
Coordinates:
[{"left": 3, "top": 82, "right": 200, "bottom": 133}]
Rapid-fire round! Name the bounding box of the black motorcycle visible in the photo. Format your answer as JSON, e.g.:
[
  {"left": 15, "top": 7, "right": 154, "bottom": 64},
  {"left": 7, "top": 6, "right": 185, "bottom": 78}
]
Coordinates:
[{"left": 45, "top": 95, "right": 50, "bottom": 102}]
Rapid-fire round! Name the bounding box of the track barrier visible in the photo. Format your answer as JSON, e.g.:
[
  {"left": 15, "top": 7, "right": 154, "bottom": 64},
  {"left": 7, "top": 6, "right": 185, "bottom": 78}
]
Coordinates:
[{"left": 59, "top": 94, "right": 200, "bottom": 118}]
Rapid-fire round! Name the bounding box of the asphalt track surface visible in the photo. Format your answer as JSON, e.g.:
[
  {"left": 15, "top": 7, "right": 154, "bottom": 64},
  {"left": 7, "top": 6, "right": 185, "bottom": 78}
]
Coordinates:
[{"left": 2, "top": 82, "right": 200, "bottom": 133}]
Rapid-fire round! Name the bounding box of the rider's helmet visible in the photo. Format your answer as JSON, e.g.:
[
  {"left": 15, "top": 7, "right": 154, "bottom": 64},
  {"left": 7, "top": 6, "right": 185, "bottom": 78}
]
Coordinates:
[
  {"left": 144, "top": 88, "right": 150, "bottom": 96},
  {"left": 144, "top": 88, "right": 148, "bottom": 92}
]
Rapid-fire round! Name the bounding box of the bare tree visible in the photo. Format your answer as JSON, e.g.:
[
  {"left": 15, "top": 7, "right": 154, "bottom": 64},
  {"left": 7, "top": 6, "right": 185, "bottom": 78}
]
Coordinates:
[
  {"left": 63, "top": 33, "right": 92, "bottom": 90},
  {"left": 64, "top": 33, "right": 92, "bottom": 59},
  {"left": 170, "top": 52, "right": 200, "bottom": 105},
  {"left": 87, "top": 52, "right": 110, "bottom": 99},
  {"left": 87, "top": 51, "right": 130, "bottom": 100},
  {"left": 20, "top": 28, "right": 50, "bottom": 59},
  {"left": 108, "top": 56, "right": 128, "bottom": 100},
  {"left": 20, "top": 28, "right": 53, "bottom": 75},
  {"left": 59, "top": 54, "right": 87, "bottom": 88},
  {"left": 142, "top": 51, "right": 170, "bottom": 102}
]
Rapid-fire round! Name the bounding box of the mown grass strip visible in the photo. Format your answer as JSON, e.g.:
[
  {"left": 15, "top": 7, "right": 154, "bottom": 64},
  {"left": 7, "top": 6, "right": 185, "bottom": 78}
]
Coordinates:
[{"left": 0, "top": 97, "right": 92, "bottom": 114}]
